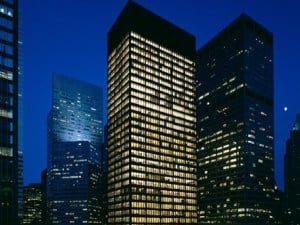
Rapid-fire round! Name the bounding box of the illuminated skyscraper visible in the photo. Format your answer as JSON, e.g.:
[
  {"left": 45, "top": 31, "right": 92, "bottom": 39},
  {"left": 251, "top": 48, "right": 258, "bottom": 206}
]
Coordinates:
[
  {"left": 107, "top": 1, "right": 197, "bottom": 224},
  {"left": 0, "top": 1, "right": 21, "bottom": 225},
  {"left": 196, "top": 14, "right": 276, "bottom": 224},
  {"left": 47, "top": 73, "right": 103, "bottom": 225},
  {"left": 284, "top": 114, "right": 300, "bottom": 225},
  {"left": 23, "top": 183, "right": 42, "bottom": 225}
]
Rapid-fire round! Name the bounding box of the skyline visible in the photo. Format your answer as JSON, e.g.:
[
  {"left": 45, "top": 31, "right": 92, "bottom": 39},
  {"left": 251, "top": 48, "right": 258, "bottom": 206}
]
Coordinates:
[{"left": 21, "top": 0, "right": 300, "bottom": 190}]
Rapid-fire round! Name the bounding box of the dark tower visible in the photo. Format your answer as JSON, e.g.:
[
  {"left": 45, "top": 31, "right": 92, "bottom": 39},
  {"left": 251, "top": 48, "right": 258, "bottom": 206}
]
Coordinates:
[
  {"left": 284, "top": 114, "right": 300, "bottom": 225},
  {"left": 0, "top": 1, "right": 20, "bottom": 224},
  {"left": 196, "top": 14, "right": 276, "bottom": 224}
]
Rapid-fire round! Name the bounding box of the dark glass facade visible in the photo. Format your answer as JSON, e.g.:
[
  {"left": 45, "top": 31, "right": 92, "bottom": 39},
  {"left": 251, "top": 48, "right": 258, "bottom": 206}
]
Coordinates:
[
  {"left": 107, "top": 2, "right": 197, "bottom": 224},
  {"left": 284, "top": 114, "right": 300, "bottom": 225},
  {"left": 196, "top": 14, "right": 276, "bottom": 224},
  {"left": 0, "top": 1, "right": 20, "bottom": 225},
  {"left": 47, "top": 73, "right": 103, "bottom": 224},
  {"left": 23, "top": 183, "right": 42, "bottom": 225}
]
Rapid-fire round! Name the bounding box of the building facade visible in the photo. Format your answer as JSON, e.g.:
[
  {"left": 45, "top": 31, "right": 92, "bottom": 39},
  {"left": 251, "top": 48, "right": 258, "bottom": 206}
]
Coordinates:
[
  {"left": 196, "top": 14, "right": 276, "bottom": 224},
  {"left": 107, "top": 2, "right": 197, "bottom": 224},
  {"left": 23, "top": 183, "right": 42, "bottom": 225},
  {"left": 47, "top": 73, "right": 103, "bottom": 224},
  {"left": 284, "top": 114, "right": 300, "bottom": 225},
  {"left": 0, "top": 1, "right": 21, "bottom": 224}
]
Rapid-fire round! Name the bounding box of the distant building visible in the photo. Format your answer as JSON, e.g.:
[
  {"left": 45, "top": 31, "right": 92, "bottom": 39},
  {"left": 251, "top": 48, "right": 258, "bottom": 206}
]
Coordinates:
[
  {"left": 273, "top": 187, "right": 284, "bottom": 225},
  {"left": 23, "top": 183, "right": 42, "bottom": 225},
  {"left": 41, "top": 169, "right": 47, "bottom": 225},
  {"left": 196, "top": 14, "right": 276, "bottom": 224},
  {"left": 0, "top": 1, "right": 21, "bottom": 224},
  {"left": 47, "top": 73, "right": 103, "bottom": 224},
  {"left": 284, "top": 114, "right": 300, "bottom": 225},
  {"left": 107, "top": 1, "right": 197, "bottom": 224},
  {"left": 18, "top": 151, "right": 24, "bottom": 223}
]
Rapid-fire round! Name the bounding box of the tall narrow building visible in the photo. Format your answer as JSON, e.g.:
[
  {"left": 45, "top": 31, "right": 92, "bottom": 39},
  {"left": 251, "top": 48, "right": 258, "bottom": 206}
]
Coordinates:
[
  {"left": 196, "top": 14, "right": 275, "bottom": 224},
  {"left": 107, "top": 1, "right": 197, "bottom": 224},
  {"left": 23, "top": 183, "right": 42, "bottom": 225},
  {"left": 284, "top": 114, "right": 300, "bottom": 225},
  {"left": 0, "top": 1, "right": 20, "bottom": 225},
  {"left": 47, "top": 73, "right": 103, "bottom": 225}
]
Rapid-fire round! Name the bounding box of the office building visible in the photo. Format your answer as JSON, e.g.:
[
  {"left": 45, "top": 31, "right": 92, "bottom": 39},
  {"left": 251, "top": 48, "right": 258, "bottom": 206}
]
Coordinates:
[
  {"left": 107, "top": 1, "right": 197, "bottom": 224},
  {"left": 196, "top": 14, "right": 275, "bottom": 224},
  {"left": 23, "top": 183, "right": 42, "bottom": 225},
  {"left": 284, "top": 114, "right": 300, "bottom": 225},
  {"left": 47, "top": 73, "right": 103, "bottom": 224},
  {"left": 0, "top": 1, "right": 21, "bottom": 224}
]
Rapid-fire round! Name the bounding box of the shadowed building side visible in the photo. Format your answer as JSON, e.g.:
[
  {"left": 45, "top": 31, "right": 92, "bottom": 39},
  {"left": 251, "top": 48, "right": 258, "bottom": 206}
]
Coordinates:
[
  {"left": 196, "top": 14, "right": 276, "bottom": 224},
  {"left": 284, "top": 114, "right": 300, "bottom": 225}
]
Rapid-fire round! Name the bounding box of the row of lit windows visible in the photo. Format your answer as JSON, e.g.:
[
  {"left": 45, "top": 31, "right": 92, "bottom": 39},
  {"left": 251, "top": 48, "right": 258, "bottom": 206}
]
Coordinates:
[
  {"left": 130, "top": 32, "right": 194, "bottom": 67},
  {"left": 131, "top": 118, "right": 194, "bottom": 136},
  {"left": 130, "top": 51, "right": 194, "bottom": 85},
  {"left": 130, "top": 168, "right": 195, "bottom": 181},
  {"left": 131, "top": 68, "right": 194, "bottom": 103},
  {"left": 130, "top": 97, "right": 194, "bottom": 124},
  {"left": 130, "top": 178, "right": 195, "bottom": 191},
  {"left": 131, "top": 105, "right": 194, "bottom": 125},
  {"left": 131, "top": 61, "right": 194, "bottom": 95}
]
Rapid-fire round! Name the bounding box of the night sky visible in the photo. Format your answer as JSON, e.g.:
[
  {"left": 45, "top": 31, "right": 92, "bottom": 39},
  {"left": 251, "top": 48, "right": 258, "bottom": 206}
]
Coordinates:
[{"left": 21, "top": 0, "right": 300, "bottom": 190}]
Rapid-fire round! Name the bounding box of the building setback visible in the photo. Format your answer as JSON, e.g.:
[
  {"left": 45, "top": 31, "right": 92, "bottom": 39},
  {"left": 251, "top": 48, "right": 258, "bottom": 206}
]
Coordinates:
[
  {"left": 107, "top": 1, "right": 197, "bottom": 224},
  {"left": 0, "top": 1, "right": 21, "bottom": 225},
  {"left": 196, "top": 14, "right": 276, "bottom": 224},
  {"left": 284, "top": 114, "right": 300, "bottom": 225},
  {"left": 23, "top": 183, "right": 42, "bottom": 225},
  {"left": 47, "top": 73, "right": 103, "bottom": 225}
]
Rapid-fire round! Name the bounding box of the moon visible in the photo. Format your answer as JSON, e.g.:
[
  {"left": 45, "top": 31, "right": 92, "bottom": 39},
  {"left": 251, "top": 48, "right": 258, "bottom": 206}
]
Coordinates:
[{"left": 284, "top": 107, "right": 288, "bottom": 112}]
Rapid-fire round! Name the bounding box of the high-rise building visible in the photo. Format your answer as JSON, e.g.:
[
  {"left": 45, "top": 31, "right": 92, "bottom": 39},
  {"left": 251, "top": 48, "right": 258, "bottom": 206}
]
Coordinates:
[
  {"left": 0, "top": 1, "right": 21, "bottom": 225},
  {"left": 196, "top": 14, "right": 276, "bottom": 224},
  {"left": 23, "top": 183, "right": 42, "bottom": 225},
  {"left": 47, "top": 73, "right": 103, "bottom": 224},
  {"left": 107, "top": 1, "right": 197, "bottom": 224},
  {"left": 284, "top": 114, "right": 300, "bottom": 225}
]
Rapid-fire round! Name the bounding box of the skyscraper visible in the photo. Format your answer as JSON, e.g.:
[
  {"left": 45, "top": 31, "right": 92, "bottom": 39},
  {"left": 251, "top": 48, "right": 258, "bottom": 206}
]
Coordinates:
[
  {"left": 0, "top": 1, "right": 20, "bottom": 225},
  {"left": 196, "top": 14, "right": 275, "bottom": 224},
  {"left": 23, "top": 183, "right": 42, "bottom": 225},
  {"left": 107, "top": 1, "right": 197, "bottom": 224},
  {"left": 284, "top": 114, "right": 300, "bottom": 225},
  {"left": 47, "top": 73, "right": 103, "bottom": 225}
]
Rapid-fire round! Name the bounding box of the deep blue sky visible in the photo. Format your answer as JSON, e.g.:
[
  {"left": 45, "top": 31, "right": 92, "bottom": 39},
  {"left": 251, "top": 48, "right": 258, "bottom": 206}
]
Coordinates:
[{"left": 21, "top": 0, "right": 300, "bottom": 190}]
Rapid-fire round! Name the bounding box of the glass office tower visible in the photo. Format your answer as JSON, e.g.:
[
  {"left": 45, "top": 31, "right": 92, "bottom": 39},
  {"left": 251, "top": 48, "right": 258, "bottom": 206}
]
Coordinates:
[
  {"left": 23, "top": 183, "right": 42, "bottom": 225},
  {"left": 284, "top": 114, "right": 300, "bottom": 225},
  {"left": 107, "top": 1, "right": 197, "bottom": 224},
  {"left": 0, "top": 1, "right": 20, "bottom": 225},
  {"left": 47, "top": 73, "right": 103, "bottom": 224},
  {"left": 196, "top": 14, "right": 275, "bottom": 224}
]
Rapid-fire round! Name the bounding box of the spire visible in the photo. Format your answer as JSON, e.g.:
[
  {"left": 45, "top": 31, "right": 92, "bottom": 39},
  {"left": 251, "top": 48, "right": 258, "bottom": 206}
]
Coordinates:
[{"left": 292, "top": 114, "right": 300, "bottom": 131}]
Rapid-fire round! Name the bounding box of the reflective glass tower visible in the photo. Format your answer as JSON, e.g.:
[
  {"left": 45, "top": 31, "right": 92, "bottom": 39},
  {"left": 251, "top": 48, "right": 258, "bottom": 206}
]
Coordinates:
[
  {"left": 107, "top": 1, "right": 197, "bottom": 224},
  {"left": 47, "top": 73, "right": 103, "bottom": 225},
  {"left": 0, "top": 1, "right": 20, "bottom": 225},
  {"left": 196, "top": 14, "right": 276, "bottom": 224},
  {"left": 284, "top": 114, "right": 300, "bottom": 225}
]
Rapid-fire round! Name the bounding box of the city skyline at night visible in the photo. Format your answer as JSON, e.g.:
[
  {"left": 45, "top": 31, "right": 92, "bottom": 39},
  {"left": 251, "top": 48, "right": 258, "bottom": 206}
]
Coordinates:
[{"left": 21, "top": 0, "right": 300, "bottom": 191}]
